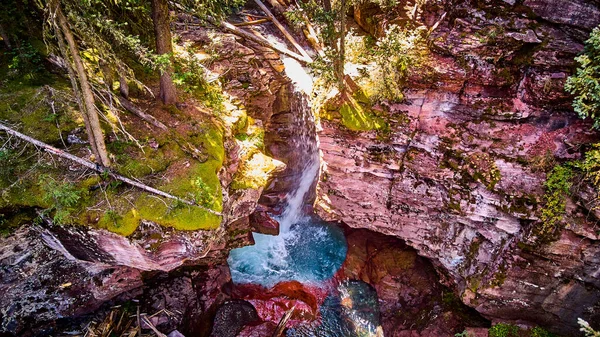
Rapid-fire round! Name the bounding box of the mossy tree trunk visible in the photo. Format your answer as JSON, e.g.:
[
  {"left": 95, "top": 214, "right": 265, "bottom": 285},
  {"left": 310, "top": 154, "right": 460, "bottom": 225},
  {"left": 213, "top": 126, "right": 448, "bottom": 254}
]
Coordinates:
[
  {"left": 151, "top": 0, "right": 177, "bottom": 105},
  {"left": 50, "top": 0, "right": 110, "bottom": 166}
]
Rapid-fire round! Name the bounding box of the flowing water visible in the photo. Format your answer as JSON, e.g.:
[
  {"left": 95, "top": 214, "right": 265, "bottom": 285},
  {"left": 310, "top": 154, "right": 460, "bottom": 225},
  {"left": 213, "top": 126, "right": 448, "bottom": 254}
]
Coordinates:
[
  {"left": 227, "top": 63, "right": 347, "bottom": 287},
  {"left": 226, "top": 57, "right": 382, "bottom": 336},
  {"left": 227, "top": 157, "right": 347, "bottom": 287},
  {"left": 288, "top": 281, "right": 382, "bottom": 337}
]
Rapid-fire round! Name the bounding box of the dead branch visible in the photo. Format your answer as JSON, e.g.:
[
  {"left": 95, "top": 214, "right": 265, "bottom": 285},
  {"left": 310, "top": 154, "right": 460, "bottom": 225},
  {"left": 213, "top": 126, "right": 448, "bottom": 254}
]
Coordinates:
[
  {"left": 252, "top": 0, "right": 313, "bottom": 62},
  {"left": 211, "top": 19, "right": 311, "bottom": 63},
  {"left": 272, "top": 305, "right": 295, "bottom": 337},
  {"left": 141, "top": 316, "right": 167, "bottom": 337},
  {"left": 234, "top": 19, "right": 270, "bottom": 26},
  {"left": 0, "top": 122, "right": 222, "bottom": 216},
  {"left": 116, "top": 96, "right": 168, "bottom": 131}
]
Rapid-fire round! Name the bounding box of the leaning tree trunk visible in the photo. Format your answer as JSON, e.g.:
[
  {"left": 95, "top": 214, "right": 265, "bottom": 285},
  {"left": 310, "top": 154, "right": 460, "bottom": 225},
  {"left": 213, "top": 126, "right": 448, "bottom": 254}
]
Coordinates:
[
  {"left": 51, "top": 0, "right": 110, "bottom": 166},
  {"left": 151, "top": 0, "right": 177, "bottom": 105}
]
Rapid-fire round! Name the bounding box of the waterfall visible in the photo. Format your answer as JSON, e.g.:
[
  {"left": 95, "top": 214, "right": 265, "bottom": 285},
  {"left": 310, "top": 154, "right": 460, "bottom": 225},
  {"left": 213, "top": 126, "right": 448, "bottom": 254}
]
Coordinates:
[
  {"left": 226, "top": 56, "right": 383, "bottom": 337},
  {"left": 227, "top": 58, "right": 347, "bottom": 288}
]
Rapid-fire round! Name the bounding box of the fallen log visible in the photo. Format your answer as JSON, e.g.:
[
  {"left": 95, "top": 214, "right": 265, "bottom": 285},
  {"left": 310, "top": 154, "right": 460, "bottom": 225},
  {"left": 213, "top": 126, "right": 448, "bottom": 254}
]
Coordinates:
[
  {"left": 239, "top": 11, "right": 270, "bottom": 19},
  {"left": 0, "top": 122, "right": 222, "bottom": 216},
  {"left": 234, "top": 19, "right": 270, "bottom": 26},
  {"left": 211, "top": 19, "right": 311, "bottom": 63},
  {"left": 263, "top": 0, "right": 324, "bottom": 57},
  {"left": 117, "top": 96, "right": 168, "bottom": 131},
  {"left": 252, "top": 0, "right": 313, "bottom": 62}
]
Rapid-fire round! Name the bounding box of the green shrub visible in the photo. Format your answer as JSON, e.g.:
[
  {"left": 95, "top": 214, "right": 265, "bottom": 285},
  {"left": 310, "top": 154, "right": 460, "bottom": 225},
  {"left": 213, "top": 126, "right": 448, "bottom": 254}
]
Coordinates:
[
  {"left": 530, "top": 326, "right": 558, "bottom": 337},
  {"left": 539, "top": 164, "right": 573, "bottom": 236},
  {"left": 6, "top": 41, "right": 46, "bottom": 83},
  {"left": 577, "top": 144, "right": 600, "bottom": 186},
  {"left": 361, "top": 24, "right": 429, "bottom": 103},
  {"left": 39, "top": 175, "right": 83, "bottom": 224},
  {"left": 565, "top": 26, "right": 600, "bottom": 128},
  {"left": 489, "top": 323, "right": 520, "bottom": 337}
]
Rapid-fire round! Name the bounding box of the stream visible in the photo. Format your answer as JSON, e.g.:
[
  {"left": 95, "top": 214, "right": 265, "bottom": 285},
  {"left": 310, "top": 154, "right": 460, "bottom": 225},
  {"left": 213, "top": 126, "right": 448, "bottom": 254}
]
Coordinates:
[{"left": 227, "top": 58, "right": 383, "bottom": 336}]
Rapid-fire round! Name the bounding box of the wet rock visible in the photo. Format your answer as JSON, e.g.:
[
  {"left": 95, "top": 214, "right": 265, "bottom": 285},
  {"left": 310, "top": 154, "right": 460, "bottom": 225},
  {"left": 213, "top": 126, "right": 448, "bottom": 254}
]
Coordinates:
[
  {"left": 41, "top": 221, "right": 226, "bottom": 272},
  {"left": 168, "top": 330, "right": 186, "bottom": 337},
  {"left": 249, "top": 205, "right": 280, "bottom": 235},
  {"left": 210, "top": 300, "right": 259, "bottom": 337},
  {"left": 341, "top": 228, "right": 489, "bottom": 336},
  {"left": 236, "top": 322, "right": 277, "bottom": 337},
  {"left": 524, "top": 0, "right": 600, "bottom": 30}
]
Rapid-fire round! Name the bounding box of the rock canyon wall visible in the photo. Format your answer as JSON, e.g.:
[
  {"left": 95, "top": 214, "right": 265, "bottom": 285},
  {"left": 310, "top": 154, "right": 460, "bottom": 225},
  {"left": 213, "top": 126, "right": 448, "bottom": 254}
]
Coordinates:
[{"left": 315, "top": 0, "right": 600, "bottom": 334}]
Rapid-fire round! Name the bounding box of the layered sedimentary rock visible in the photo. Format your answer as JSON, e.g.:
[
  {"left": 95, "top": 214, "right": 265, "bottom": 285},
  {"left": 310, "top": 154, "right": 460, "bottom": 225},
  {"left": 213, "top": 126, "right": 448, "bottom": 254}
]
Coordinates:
[{"left": 316, "top": 0, "right": 600, "bottom": 334}]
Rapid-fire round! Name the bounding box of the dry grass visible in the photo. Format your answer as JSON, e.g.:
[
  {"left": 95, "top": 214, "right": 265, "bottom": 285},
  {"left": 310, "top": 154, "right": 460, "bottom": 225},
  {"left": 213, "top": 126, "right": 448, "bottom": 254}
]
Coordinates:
[{"left": 60, "top": 306, "right": 180, "bottom": 337}]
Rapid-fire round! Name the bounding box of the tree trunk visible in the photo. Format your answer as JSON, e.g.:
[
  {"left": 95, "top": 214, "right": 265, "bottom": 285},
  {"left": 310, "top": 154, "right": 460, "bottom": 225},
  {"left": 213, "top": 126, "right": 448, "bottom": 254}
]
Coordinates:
[
  {"left": 333, "top": 0, "right": 346, "bottom": 92},
  {"left": 99, "top": 60, "right": 114, "bottom": 90},
  {"left": 0, "top": 22, "right": 12, "bottom": 50},
  {"left": 0, "top": 122, "right": 221, "bottom": 216},
  {"left": 151, "top": 0, "right": 177, "bottom": 105},
  {"left": 119, "top": 74, "right": 129, "bottom": 98},
  {"left": 51, "top": 0, "right": 110, "bottom": 166}
]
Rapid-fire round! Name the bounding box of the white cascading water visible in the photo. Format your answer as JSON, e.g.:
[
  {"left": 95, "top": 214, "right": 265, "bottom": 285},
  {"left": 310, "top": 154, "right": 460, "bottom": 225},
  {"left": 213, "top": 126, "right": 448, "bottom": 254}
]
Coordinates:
[
  {"left": 227, "top": 56, "right": 383, "bottom": 337},
  {"left": 227, "top": 58, "right": 347, "bottom": 288}
]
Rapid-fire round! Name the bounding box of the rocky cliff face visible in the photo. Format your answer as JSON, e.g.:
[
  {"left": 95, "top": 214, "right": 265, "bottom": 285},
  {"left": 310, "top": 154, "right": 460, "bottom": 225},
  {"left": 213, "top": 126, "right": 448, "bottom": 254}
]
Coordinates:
[{"left": 316, "top": 0, "right": 600, "bottom": 334}]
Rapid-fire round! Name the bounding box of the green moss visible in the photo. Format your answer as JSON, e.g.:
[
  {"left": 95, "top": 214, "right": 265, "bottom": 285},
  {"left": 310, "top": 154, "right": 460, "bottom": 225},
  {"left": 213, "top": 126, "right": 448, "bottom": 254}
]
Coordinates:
[
  {"left": 125, "top": 122, "right": 225, "bottom": 231},
  {"left": 136, "top": 194, "right": 221, "bottom": 230},
  {"left": 0, "top": 78, "right": 76, "bottom": 145},
  {"left": 538, "top": 164, "right": 573, "bottom": 238},
  {"left": 98, "top": 208, "right": 141, "bottom": 236},
  {"left": 490, "top": 264, "right": 508, "bottom": 287},
  {"left": 339, "top": 101, "right": 387, "bottom": 131},
  {"left": 0, "top": 209, "right": 37, "bottom": 237},
  {"left": 468, "top": 276, "right": 481, "bottom": 294},
  {"left": 0, "top": 176, "right": 48, "bottom": 209},
  {"left": 489, "top": 323, "right": 520, "bottom": 337},
  {"left": 466, "top": 239, "right": 481, "bottom": 263}
]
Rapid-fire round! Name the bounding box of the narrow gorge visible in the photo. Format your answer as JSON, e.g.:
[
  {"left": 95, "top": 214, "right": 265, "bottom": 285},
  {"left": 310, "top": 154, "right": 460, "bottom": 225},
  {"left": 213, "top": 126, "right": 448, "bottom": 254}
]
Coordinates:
[{"left": 0, "top": 0, "right": 599, "bottom": 336}]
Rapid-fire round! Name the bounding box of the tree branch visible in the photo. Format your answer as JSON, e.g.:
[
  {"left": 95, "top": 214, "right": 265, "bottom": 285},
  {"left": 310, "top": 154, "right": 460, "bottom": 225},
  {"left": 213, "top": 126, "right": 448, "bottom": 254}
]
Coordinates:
[{"left": 0, "top": 122, "right": 222, "bottom": 216}]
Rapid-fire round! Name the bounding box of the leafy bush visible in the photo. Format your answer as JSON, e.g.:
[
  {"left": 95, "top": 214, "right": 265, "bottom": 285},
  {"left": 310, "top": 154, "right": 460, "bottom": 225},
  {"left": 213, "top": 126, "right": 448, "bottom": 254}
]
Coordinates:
[
  {"left": 489, "top": 323, "right": 520, "bottom": 337},
  {"left": 39, "top": 175, "right": 83, "bottom": 224},
  {"left": 361, "top": 25, "right": 429, "bottom": 102},
  {"left": 577, "top": 144, "right": 600, "bottom": 186},
  {"left": 565, "top": 26, "right": 600, "bottom": 128},
  {"left": 529, "top": 326, "right": 558, "bottom": 337},
  {"left": 6, "top": 41, "right": 46, "bottom": 83}
]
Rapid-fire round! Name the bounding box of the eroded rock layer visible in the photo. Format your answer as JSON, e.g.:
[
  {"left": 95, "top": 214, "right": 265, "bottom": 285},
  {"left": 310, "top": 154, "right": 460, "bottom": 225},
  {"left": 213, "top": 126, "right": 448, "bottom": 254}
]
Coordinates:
[{"left": 316, "top": 0, "right": 600, "bottom": 334}]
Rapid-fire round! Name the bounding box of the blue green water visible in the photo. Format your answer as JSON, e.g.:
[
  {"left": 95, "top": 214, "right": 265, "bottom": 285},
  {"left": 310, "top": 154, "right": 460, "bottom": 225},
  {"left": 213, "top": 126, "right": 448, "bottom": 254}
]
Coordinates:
[
  {"left": 287, "top": 280, "right": 382, "bottom": 337},
  {"left": 227, "top": 215, "right": 347, "bottom": 288}
]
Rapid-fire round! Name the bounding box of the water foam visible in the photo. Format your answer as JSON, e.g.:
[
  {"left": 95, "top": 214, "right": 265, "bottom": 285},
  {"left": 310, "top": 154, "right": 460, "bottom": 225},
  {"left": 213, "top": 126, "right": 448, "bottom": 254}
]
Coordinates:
[{"left": 228, "top": 73, "right": 346, "bottom": 288}]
